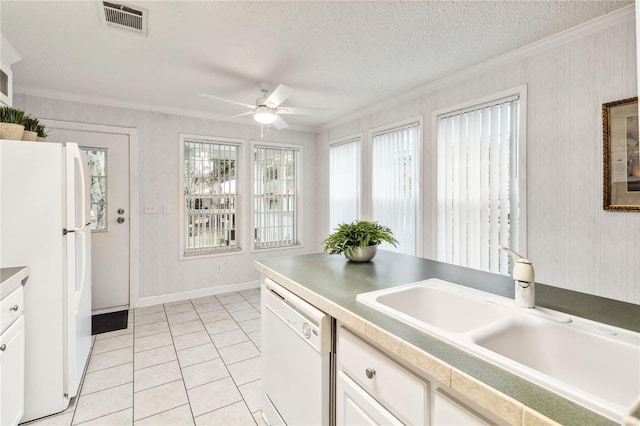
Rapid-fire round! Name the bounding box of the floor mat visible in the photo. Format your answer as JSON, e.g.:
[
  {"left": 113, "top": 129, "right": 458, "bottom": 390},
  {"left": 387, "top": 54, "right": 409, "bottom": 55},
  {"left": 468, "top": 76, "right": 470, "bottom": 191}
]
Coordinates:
[{"left": 92, "top": 310, "right": 129, "bottom": 335}]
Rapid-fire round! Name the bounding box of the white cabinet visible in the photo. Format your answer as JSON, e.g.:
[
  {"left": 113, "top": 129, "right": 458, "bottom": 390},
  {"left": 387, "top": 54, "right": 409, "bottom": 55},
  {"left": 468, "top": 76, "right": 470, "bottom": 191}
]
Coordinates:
[
  {"left": 336, "top": 326, "right": 428, "bottom": 425},
  {"left": 0, "top": 286, "right": 25, "bottom": 426},
  {"left": 432, "top": 390, "right": 491, "bottom": 425}
]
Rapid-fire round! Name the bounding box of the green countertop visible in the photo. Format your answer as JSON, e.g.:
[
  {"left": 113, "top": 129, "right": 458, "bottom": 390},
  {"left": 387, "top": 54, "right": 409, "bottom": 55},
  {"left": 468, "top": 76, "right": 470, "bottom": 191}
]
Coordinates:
[{"left": 255, "top": 251, "right": 640, "bottom": 426}]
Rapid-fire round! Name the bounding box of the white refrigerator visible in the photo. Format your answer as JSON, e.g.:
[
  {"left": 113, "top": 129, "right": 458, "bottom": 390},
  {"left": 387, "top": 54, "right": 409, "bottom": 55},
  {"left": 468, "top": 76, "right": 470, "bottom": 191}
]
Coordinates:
[{"left": 0, "top": 139, "right": 92, "bottom": 422}]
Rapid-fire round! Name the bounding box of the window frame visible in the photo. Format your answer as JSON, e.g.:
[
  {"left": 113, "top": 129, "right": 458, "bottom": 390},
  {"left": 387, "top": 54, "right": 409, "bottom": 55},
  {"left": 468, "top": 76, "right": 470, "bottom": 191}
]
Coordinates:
[
  {"left": 367, "top": 116, "right": 423, "bottom": 256},
  {"left": 251, "top": 140, "right": 303, "bottom": 251},
  {"left": 328, "top": 134, "right": 362, "bottom": 233},
  {"left": 179, "top": 133, "right": 244, "bottom": 260},
  {"left": 431, "top": 85, "right": 528, "bottom": 272}
]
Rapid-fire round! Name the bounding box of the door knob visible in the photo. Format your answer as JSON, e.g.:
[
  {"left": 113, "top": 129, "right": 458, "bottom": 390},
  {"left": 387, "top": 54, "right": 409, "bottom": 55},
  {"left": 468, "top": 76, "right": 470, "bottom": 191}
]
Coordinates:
[
  {"left": 117, "top": 208, "right": 125, "bottom": 214},
  {"left": 117, "top": 217, "right": 125, "bottom": 224}
]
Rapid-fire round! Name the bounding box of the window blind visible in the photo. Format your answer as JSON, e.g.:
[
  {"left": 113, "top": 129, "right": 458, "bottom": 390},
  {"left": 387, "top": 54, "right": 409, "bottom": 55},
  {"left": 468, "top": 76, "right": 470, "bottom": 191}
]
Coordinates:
[
  {"left": 329, "top": 138, "right": 359, "bottom": 231},
  {"left": 436, "top": 98, "right": 519, "bottom": 274},
  {"left": 372, "top": 123, "right": 419, "bottom": 255}
]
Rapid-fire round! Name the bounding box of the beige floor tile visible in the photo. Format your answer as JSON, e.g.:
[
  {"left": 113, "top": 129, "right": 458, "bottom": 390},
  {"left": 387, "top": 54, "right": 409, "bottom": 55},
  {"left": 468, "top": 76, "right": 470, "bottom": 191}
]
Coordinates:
[
  {"left": 134, "top": 331, "right": 173, "bottom": 352},
  {"left": 194, "top": 400, "right": 254, "bottom": 426},
  {"left": 216, "top": 293, "right": 244, "bottom": 305},
  {"left": 22, "top": 411, "right": 73, "bottom": 426},
  {"left": 170, "top": 320, "right": 205, "bottom": 337},
  {"left": 238, "top": 379, "right": 262, "bottom": 413},
  {"left": 176, "top": 343, "right": 219, "bottom": 368},
  {"left": 134, "top": 404, "right": 194, "bottom": 426},
  {"left": 81, "top": 363, "right": 133, "bottom": 395},
  {"left": 134, "top": 360, "right": 182, "bottom": 392},
  {"left": 194, "top": 302, "right": 224, "bottom": 314},
  {"left": 73, "top": 383, "right": 133, "bottom": 424},
  {"left": 92, "top": 334, "right": 134, "bottom": 355},
  {"left": 239, "top": 318, "right": 260, "bottom": 334},
  {"left": 218, "top": 341, "right": 260, "bottom": 365},
  {"left": 191, "top": 295, "right": 219, "bottom": 306},
  {"left": 133, "top": 380, "right": 188, "bottom": 421},
  {"left": 243, "top": 294, "right": 261, "bottom": 304},
  {"left": 187, "top": 377, "right": 242, "bottom": 417},
  {"left": 229, "top": 309, "right": 260, "bottom": 323},
  {"left": 223, "top": 301, "right": 254, "bottom": 313},
  {"left": 173, "top": 330, "right": 211, "bottom": 351},
  {"left": 134, "top": 344, "right": 177, "bottom": 370},
  {"left": 86, "top": 347, "right": 133, "bottom": 373},
  {"left": 252, "top": 303, "right": 261, "bottom": 312},
  {"left": 210, "top": 329, "right": 249, "bottom": 348},
  {"left": 227, "top": 356, "right": 261, "bottom": 386},
  {"left": 164, "top": 302, "right": 195, "bottom": 316},
  {"left": 167, "top": 310, "right": 200, "bottom": 325},
  {"left": 134, "top": 321, "right": 169, "bottom": 338},
  {"left": 198, "top": 309, "right": 231, "bottom": 323},
  {"left": 76, "top": 408, "right": 132, "bottom": 425},
  {"left": 247, "top": 331, "right": 261, "bottom": 349},
  {"left": 182, "top": 358, "right": 229, "bottom": 389},
  {"left": 204, "top": 319, "right": 239, "bottom": 335},
  {"left": 134, "top": 311, "right": 167, "bottom": 326},
  {"left": 135, "top": 305, "right": 165, "bottom": 316}
]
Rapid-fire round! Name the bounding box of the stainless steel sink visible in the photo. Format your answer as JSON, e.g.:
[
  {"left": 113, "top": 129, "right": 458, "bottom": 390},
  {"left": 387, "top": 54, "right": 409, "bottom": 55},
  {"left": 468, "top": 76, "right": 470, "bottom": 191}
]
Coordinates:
[{"left": 357, "top": 278, "right": 640, "bottom": 422}]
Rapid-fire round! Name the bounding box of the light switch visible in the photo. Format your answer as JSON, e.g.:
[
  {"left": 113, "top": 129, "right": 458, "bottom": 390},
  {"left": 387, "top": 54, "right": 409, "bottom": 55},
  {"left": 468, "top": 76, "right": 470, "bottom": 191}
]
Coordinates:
[
  {"left": 163, "top": 204, "right": 171, "bottom": 214},
  {"left": 144, "top": 203, "right": 157, "bottom": 214}
]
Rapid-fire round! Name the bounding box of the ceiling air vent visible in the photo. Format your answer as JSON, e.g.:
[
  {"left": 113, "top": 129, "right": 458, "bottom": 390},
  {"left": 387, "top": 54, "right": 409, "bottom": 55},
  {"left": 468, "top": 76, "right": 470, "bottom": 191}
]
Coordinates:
[{"left": 100, "top": 1, "right": 148, "bottom": 35}]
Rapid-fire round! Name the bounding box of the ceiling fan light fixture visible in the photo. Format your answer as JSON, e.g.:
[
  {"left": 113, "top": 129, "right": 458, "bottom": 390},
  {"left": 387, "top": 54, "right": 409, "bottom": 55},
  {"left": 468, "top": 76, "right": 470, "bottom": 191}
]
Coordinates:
[{"left": 254, "top": 106, "right": 277, "bottom": 124}]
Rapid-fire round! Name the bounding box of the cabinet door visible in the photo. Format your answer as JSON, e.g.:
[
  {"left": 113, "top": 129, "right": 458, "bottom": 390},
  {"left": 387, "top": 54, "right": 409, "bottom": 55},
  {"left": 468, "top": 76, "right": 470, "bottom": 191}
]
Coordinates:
[
  {"left": 432, "top": 390, "right": 490, "bottom": 425},
  {"left": 336, "top": 371, "right": 403, "bottom": 426},
  {"left": 0, "top": 316, "right": 25, "bottom": 426}
]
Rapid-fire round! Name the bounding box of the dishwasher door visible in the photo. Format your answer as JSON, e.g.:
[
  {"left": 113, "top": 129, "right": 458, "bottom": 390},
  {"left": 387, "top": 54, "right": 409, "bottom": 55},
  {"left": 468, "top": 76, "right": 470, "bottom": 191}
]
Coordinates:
[{"left": 262, "top": 278, "right": 332, "bottom": 426}]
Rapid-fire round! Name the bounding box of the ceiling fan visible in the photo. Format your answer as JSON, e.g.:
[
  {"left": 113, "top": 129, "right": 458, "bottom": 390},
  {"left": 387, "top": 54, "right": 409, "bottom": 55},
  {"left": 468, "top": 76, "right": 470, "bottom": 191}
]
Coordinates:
[{"left": 200, "top": 83, "right": 315, "bottom": 130}]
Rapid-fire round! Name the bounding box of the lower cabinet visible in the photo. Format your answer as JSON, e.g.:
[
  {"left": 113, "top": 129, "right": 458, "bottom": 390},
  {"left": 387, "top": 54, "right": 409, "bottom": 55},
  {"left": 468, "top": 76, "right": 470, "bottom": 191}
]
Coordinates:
[
  {"left": 336, "top": 324, "right": 492, "bottom": 426},
  {"left": 0, "top": 315, "right": 25, "bottom": 426}
]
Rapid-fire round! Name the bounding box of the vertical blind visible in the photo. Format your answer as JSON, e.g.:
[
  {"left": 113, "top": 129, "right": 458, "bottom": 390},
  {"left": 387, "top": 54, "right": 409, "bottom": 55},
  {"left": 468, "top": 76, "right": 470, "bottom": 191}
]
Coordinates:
[
  {"left": 254, "top": 146, "right": 298, "bottom": 249},
  {"left": 436, "top": 97, "right": 519, "bottom": 274},
  {"left": 372, "top": 123, "right": 419, "bottom": 255},
  {"left": 329, "top": 138, "right": 359, "bottom": 231}
]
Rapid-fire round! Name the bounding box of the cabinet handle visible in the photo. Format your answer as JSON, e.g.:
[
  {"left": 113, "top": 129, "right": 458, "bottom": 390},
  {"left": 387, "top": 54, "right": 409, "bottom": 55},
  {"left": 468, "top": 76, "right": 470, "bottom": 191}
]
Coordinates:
[
  {"left": 365, "top": 368, "right": 376, "bottom": 379},
  {"left": 9, "top": 305, "right": 19, "bottom": 312},
  {"left": 0, "top": 344, "right": 6, "bottom": 351}
]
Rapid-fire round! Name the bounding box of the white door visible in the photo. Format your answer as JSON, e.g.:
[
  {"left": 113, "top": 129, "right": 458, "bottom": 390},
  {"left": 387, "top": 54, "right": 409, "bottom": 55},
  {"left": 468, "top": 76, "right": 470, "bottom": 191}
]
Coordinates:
[{"left": 47, "top": 129, "right": 130, "bottom": 313}]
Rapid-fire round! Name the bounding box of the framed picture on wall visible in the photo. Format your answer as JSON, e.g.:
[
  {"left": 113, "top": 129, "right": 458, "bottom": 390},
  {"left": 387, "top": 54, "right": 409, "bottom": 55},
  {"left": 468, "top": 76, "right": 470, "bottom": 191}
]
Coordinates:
[{"left": 603, "top": 97, "right": 640, "bottom": 211}]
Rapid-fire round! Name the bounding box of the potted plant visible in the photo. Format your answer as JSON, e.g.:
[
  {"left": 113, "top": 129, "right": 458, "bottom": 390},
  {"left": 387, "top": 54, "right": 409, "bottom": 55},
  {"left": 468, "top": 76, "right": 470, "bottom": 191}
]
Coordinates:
[
  {"left": 322, "top": 220, "right": 398, "bottom": 262},
  {"left": 22, "top": 116, "right": 40, "bottom": 141},
  {"left": 0, "top": 106, "right": 27, "bottom": 140},
  {"left": 35, "top": 123, "right": 48, "bottom": 142}
]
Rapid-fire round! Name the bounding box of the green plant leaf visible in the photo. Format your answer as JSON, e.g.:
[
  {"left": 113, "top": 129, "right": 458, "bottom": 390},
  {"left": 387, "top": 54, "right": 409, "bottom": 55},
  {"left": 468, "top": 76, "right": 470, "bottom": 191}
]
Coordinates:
[{"left": 322, "top": 220, "right": 398, "bottom": 256}]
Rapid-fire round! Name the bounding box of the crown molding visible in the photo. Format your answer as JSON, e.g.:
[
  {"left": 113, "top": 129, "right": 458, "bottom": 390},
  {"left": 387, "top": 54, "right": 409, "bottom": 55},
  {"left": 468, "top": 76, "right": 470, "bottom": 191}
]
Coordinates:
[
  {"left": 13, "top": 86, "right": 316, "bottom": 133},
  {"left": 319, "top": 4, "right": 635, "bottom": 133}
]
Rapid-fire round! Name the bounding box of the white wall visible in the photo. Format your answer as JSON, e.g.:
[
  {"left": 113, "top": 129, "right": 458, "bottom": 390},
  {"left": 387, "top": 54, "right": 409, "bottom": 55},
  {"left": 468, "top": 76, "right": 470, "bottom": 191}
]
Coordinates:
[
  {"left": 317, "top": 13, "right": 640, "bottom": 304},
  {"left": 14, "top": 94, "right": 318, "bottom": 305}
]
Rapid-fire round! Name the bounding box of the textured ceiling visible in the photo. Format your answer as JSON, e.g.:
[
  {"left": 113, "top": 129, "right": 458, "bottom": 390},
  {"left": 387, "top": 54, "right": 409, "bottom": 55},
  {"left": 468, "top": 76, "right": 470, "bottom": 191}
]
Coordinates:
[{"left": 0, "top": 1, "right": 632, "bottom": 130}]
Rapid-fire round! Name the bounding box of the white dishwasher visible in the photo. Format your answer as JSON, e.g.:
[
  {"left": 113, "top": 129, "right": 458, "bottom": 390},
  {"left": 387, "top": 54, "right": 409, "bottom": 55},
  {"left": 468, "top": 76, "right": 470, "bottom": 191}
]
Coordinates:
[{"left": 262, "top": 278, "right": 333, "bottom": 425}]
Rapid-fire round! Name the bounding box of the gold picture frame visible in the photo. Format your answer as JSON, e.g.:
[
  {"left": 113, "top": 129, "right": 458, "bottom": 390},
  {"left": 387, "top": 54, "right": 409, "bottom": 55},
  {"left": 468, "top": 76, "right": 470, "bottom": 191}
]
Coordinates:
[{"left": 602, "top": 97, "right": 639, "bottom": 211}]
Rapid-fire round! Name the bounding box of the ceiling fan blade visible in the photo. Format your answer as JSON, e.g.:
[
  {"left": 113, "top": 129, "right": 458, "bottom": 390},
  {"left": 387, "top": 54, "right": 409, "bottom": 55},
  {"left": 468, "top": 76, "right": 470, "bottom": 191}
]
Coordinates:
[
  {"left": 199, "top": 93, "right": 255, "bottom": 109},
  {"left": 214, "top": 111, "right": 254, "bottom": 121},
  {"left": 264, "top": 84, "right": 295, "bottom": 108},
  {"left": 272, "top": 114, "right": 289, "bottom": 130},
  {"left": 277, "top": 106, "right": 326, "bottom": 115}
]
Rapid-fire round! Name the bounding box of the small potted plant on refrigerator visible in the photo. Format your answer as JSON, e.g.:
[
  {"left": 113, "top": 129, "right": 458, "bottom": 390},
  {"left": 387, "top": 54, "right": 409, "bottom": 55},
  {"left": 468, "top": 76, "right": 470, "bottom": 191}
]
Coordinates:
[{"left": 0, "top": 106, "right": 27, "bottom": 140}]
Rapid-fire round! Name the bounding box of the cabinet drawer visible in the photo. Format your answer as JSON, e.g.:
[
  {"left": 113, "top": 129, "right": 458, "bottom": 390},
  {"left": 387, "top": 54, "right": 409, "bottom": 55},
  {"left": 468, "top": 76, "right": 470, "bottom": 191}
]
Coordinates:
[
  {"left": 337, "top": 326, "right": 427, "bottom": 425},
  {"left": 0, "top": 286, "right": 23, "bottom": 334}
]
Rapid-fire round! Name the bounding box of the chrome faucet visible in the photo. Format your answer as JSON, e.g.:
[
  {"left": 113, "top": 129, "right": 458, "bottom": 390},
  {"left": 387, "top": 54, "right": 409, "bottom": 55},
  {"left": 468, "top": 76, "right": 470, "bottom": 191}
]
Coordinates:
[{"left": 500, "top": 246, "right": 535, "bottom": 308}]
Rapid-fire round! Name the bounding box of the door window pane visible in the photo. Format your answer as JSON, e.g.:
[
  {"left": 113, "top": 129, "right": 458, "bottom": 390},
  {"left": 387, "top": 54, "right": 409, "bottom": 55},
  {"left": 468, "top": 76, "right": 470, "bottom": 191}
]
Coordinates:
[{"left": 80, "top": 147, "right": 107, "bottom": 232}]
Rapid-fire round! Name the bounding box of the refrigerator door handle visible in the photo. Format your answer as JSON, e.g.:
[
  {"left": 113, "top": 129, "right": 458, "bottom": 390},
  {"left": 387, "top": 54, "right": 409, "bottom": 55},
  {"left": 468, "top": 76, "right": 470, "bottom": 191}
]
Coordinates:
[
  {"left": 73, "top": 147, "right": 88, "bottom": 227},
  {"left": 75, "top": 230, "right": 87, "bottom": 312}
]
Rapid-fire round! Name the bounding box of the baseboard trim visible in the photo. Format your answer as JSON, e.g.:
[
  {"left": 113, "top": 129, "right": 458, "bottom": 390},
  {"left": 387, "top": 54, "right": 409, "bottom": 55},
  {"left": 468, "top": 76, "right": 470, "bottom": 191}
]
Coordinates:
[{"left": 135, "top": 280, "right": 261, "bottom": 308}]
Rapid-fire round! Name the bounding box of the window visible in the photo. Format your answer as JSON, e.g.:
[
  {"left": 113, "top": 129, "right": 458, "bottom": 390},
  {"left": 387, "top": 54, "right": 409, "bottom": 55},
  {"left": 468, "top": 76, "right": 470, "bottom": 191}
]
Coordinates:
[
  {"left": 80, "top": 147, "right": 107, "bottom": 232},
  {"left": 254, "top": 145, "right": 299, "bottom": 249},
  {"left": 372, "top": 123, "right": 420, "bottom": 255},
  {"left": 181, "top": 137, "right": 239, "bottom": 257},
  {"left": 436, "top": 92, "right": 524, "bottom": 274},
  {"left": 329, "top": 138, "right": 360, "bottom": 231}
]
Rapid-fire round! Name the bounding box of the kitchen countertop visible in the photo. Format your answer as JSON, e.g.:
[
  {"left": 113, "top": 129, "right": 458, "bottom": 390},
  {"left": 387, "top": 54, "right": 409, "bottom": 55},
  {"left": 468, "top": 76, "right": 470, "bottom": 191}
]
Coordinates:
[
  {"left": 255, "top": 251, "right": 640, "bottom": 426},
  {"left": 0, "top": 266, "right": 30, "bottom": 299}
]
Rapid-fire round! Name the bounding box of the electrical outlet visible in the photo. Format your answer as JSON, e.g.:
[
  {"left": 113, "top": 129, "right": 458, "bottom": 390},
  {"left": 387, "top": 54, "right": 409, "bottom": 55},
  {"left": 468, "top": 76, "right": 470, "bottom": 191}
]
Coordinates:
[
  {"left": 163, "top": 204, "right": 170, "bottom": 214},
  {"left": 144, "top": 203, "right": 157, "bottom": 214},
  {"left": 216, "top": 264, "right": 223, "bottom": 273}
]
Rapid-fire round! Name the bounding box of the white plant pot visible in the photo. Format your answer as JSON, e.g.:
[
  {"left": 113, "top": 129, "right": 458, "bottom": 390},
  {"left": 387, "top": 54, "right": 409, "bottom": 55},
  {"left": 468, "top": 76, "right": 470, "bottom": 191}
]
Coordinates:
[{"left": 345, "top": 245, "right": 377, "bottom": 262}]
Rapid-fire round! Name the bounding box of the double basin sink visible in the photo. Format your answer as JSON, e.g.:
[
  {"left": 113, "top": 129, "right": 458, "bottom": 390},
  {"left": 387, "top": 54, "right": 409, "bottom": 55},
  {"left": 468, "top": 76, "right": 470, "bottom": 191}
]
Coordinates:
[{"left": 357, "top": 279, "right": 640, "bottom": 422}]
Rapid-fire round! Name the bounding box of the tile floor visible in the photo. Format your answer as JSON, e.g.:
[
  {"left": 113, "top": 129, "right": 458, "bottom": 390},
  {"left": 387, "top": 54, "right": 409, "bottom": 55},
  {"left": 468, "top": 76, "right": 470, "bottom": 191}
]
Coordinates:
[{"left": 23, "top": 288, "right": 266, "bottom": 426}]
